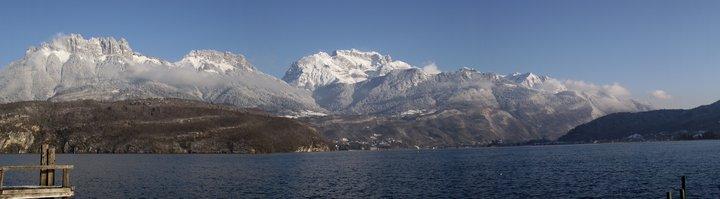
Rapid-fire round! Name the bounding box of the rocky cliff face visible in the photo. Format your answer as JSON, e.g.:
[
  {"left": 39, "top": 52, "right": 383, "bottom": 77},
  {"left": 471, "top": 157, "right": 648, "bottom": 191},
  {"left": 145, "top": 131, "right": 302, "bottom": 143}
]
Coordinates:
[{"left": 0, "top": 99, "right": 329, "bottom": 153}]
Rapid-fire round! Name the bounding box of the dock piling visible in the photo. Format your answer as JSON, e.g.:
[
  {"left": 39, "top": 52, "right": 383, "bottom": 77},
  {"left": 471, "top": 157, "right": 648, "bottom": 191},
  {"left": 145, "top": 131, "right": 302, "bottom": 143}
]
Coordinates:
[
  {"left": 62, "top": 168, "right": 70, "bottom": 188},
  {"left": 681, "top": 176, "right": 686, "bottom": 190},
  {"left": 0, "top": 169, "right": 3, "bottom": 191},
  {"left": 48, "top": 147, "right": 56, "bottom": 186},
  {"left": 680, "top": 189, "right": 685, "bottom": 199},
  {"left": 39, "top": 144, "right": 48, "bottom": 186},
  {"left": 680, "top": 176, "right": 687, "bottom": 199}
]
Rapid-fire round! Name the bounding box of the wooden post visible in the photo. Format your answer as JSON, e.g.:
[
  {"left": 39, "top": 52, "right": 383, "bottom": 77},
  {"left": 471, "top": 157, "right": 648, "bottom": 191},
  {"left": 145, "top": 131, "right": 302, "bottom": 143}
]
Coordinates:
[
  {"left": 666, "top": 191, "right": 672, "bottom": 199},
  {"left": 0, "top": 169, "right": 4, "bottom": 191},
  {"left": 48, "top": 147, "right": 56, "bottom": 186},
  {"left": 62, "top": 168, "right": 70, "bottom": 188},
  {"left": 39, "top": 144, "right": 48, "bottom": 186}
]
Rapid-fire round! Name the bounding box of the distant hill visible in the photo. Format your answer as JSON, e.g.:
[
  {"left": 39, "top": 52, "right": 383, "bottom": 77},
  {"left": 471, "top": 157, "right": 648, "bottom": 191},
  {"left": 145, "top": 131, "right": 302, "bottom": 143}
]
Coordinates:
[
  {"left": 559, "top": 100, "right": 720, "bottom": 142},
  {"left": 0, "top": 99, "right": 329, "bottom": 153}
]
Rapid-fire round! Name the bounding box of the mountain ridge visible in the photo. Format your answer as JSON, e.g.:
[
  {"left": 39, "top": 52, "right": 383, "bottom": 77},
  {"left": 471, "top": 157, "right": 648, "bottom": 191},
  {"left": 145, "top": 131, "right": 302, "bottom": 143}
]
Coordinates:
[
  {"left": 284, "top": 52, "right": 652, "bottom": 146},
  {"left": 0, "top": 34, "right": 655, "bottom": 148},
  {"left": 0, "top": 34, "right": 323, "bottom": 115}
]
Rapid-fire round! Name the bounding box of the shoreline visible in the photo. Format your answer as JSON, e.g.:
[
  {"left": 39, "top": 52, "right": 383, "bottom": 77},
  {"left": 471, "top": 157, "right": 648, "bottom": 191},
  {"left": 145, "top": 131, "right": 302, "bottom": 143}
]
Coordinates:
[{"left": 3, "top": 139, "right": 720, "bottom": 155}]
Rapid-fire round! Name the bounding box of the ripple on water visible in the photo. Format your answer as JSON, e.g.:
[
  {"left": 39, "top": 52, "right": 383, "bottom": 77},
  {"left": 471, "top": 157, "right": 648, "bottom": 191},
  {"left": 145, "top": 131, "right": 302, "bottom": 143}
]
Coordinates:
[{"left": 1, "top": 141, "right": 720, "bottom": 198}]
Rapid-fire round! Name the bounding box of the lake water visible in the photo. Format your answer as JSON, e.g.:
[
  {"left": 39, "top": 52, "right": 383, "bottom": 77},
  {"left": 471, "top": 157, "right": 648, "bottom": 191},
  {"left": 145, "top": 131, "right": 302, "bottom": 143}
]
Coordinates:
[{"left": 2, "top": 141, "right": 720, "bottom": 198}]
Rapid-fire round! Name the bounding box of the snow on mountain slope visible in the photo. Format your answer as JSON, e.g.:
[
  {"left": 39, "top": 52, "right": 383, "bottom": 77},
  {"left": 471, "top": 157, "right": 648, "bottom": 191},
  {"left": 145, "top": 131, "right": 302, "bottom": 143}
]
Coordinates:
[
  {"left": 282, "top": 49, "right": 413, "bottom": 90},
  {"left": 313, "top": 67, "right": 649, "bottom": 116},
  {"left": 306, "top": 67, "right": 652, "bottom": 142},
  {"left": 0, "top": 34, "right": 323, "bottom": 114},
  {"left": 0, "top": 35, "right": 656, "bottom": 145},
  {"left": 175, "top": 50, "right": 255, "bottom": 73},
  {"left": 282, "top": 50, "right": 653, "bottom": 143},
  {"left": 506, "top": 72, "right": 567, "bottom": 93}
]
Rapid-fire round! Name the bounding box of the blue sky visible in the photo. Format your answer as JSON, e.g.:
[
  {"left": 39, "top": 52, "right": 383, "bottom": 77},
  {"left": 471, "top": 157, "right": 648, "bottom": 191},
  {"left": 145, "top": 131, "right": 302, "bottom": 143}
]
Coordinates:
[{"left": 1, "top": 0, "right": 718, "bottom": 108}]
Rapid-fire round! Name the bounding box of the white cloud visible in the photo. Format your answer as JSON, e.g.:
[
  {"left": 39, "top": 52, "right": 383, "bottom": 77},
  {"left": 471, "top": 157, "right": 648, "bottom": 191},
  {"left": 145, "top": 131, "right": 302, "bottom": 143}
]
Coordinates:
[
  {"left": 421, "top": 62, "right": 441, "bottom": 75},
  {"left": 650, "top": 90, "right": 672, "bottom": 99},
  {"left": 124, "top": 63, "right": 226, "bottom": 88},
  {"left": 563, "top": 80, "right": 631, "bottom": 97},
  {"left": 602, "top": 83, "right": 632, "bottom": 97}
]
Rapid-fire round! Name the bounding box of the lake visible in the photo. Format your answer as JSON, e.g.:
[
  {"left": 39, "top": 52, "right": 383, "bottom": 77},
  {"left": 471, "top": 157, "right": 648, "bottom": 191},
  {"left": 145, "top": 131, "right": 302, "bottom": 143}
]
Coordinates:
[{"left": 2, "top": 141, "right": 720, "bottom": 198}]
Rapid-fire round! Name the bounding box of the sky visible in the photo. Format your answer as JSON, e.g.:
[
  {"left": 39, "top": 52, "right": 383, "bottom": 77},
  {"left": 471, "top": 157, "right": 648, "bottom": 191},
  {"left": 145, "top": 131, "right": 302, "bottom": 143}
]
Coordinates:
[{"left": 1, "top": 0, "right": 719, "bottom": 109}]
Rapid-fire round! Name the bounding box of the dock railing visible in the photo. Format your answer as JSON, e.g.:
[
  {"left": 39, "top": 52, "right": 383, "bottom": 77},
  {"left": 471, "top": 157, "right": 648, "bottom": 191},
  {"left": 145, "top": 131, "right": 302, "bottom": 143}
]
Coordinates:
[{"left": 0, "top": 144, "right": 74, "bottom": 198}]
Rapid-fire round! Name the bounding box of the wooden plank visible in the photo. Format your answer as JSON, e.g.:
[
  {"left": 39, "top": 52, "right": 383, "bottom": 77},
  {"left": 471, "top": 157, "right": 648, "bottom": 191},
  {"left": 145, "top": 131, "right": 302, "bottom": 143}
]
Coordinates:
[
  {"left": 0, "top": 192, "right": 73, "bottom": 199},
  {"left": 0, "top": 186, "right": 63, "bottom": 189},
  {"left": 1, "top": 187, "right": 71, "bottom": 194},
  {"left": 0, "top": 187, "right": 73, "bottom": 199},
  {"left": 0, "top": 165, "right": 73, "bottom": 171}
]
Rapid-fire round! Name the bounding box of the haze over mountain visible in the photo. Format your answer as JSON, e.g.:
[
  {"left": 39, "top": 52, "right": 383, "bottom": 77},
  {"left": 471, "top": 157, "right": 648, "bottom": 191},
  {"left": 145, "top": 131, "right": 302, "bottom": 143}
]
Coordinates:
[{"left": 0, "top": 34, "right": 653, "bottom": 147}]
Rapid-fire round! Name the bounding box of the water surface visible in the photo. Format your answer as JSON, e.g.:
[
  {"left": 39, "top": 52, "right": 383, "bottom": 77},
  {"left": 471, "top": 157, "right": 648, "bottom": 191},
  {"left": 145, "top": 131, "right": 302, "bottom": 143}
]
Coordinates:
[{"left": 2, "top": 141, "right": 719, "bottom": 198}]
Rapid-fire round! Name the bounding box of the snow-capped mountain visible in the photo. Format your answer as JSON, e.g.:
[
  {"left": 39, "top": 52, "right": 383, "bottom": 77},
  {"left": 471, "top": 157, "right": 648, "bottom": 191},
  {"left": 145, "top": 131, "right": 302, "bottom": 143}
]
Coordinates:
[
  {"left": 175, "top": 50, "right": 255, "bottom": 73},
  {"left": 284, "top": 50, "right": 653, "bottom": 144},
  {"left": 282, "top": 49, "right": 413, "bottom": 90},
  {"left": 0, "top": 34, "right": 322, "bottom": 114},
  {"left": 0, "top": 35, "right": 654, "bottom": 146},
  {"left": 506, "top": 72, "right": 567, "bottom": 93}
]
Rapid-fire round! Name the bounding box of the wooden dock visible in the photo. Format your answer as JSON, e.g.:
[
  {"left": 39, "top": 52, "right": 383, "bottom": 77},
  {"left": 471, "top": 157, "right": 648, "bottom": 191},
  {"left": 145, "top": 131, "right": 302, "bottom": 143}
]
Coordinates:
[{"left": 0, "top": 144, "right": 74, "bottom": 199}]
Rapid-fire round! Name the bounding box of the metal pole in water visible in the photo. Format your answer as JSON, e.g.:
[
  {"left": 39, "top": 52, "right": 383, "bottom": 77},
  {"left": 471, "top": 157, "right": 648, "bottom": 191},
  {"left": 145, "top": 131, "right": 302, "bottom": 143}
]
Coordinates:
[
  {"left": 666, "top": 191, "right": 672, "bottom": 199},
  {"left": 681, "top": 176, "right": 686, "bottom": 190},
  {"left": 680, "top": 189, "right": 686, "bottom": 199},
  {"left": 681, "top": 176, "right": 687, "bottom": 199}
]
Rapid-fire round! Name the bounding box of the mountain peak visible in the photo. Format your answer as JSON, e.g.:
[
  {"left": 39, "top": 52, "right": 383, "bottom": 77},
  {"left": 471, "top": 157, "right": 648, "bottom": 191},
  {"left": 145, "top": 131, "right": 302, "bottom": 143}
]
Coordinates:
[
  {"left": 38, "top": 34, "right": 133, "bottom": 56},
  {"left": 176, "top": 50, "right": 254, "bottom": 73},
  {"left": 505, "top": 72, "right": 568, "bottom": 93},
  {"left": 283, "top": 49, "right": 413, "bottom": 90},
  {"left": 508, "top": 72, "right": 546, "bottom": 87},
  {"left": 332, "top": 49, "right": 382, "bottom": 59}
]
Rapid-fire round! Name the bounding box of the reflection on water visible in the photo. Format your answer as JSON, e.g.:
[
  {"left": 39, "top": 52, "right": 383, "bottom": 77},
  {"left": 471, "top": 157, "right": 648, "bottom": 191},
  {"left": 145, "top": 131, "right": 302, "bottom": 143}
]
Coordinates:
[{"left": 2, "top": 141, "right": 720, "bottom": 198}]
